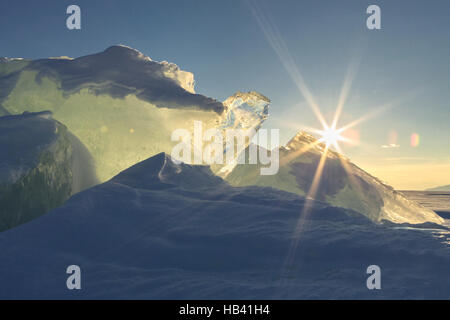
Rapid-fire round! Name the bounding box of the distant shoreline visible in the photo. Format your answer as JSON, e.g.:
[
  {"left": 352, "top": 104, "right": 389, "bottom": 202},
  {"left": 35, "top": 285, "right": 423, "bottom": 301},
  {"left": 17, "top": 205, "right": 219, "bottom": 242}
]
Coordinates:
[
  {"left": 400, "top": 190, "right": 450, "bottom": 219},
  {"left": 426, "top": 185, "right": 450, "bottom": 192}
]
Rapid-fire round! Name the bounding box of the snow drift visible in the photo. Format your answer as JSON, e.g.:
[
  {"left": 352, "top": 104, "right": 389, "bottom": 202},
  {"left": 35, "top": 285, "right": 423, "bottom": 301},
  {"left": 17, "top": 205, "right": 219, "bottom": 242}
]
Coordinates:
[{"left": 0, "top": 153, "right": 448, "bottom": 299}]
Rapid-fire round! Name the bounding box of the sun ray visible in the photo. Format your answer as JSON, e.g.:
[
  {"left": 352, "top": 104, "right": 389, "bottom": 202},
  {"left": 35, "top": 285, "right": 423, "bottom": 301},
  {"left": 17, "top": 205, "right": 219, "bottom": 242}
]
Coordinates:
[
  {"left": 336, "top": 90, "right": 420, "bottom": 135},
  {"left": 280, "top": 145, "right": 330, "bottom": 279},
  {"left": 337, "top": 105, "right": 389, "bottom": 134},
  {"left": 331, "top": 46, "right": 361, "bottom": 129},
  {"left": 248, "top": 0, "right": 418, "bottom": 295},
  {"left": 280, "top": 138, "right": 323, "bottom": 166},
  {"left": 334, "top": 149, "right": 364, "bottom": 191},
  {"left": 247, "top": 0, "right": 328, "bottom": 129}
]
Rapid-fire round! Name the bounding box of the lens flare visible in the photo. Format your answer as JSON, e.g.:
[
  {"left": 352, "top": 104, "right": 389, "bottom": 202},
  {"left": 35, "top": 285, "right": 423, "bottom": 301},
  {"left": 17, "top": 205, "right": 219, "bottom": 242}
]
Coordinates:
[{"left": 411, "top": 133, "right": 420, "bottom": 147}]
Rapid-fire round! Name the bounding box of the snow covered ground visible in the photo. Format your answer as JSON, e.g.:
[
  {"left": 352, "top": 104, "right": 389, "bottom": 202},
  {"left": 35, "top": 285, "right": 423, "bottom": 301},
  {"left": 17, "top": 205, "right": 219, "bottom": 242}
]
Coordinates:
[{"left": 0, "top": 153, "right": 448, "bottom": 299}]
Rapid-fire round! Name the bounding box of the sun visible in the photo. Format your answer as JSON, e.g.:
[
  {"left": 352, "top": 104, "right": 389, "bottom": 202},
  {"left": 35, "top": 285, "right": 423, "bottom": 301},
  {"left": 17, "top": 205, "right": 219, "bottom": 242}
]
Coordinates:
[
  {"left": 318, "top": 126, "right": 343, "bottom": 149},
  {"left": 306, "top": 122, "right": 352, "bottom": 152}
]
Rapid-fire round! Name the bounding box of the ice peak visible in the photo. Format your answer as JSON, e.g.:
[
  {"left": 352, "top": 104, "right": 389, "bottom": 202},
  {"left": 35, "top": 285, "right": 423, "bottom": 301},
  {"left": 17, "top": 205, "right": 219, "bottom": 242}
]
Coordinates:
[
  {"left": 289, "top": 131, "right": 317, "bottom": 143},
  {"left": 285, "top": 131, "right": 320, "bottom": 151},
  {"left": 224, "top": 91, "right": 271, "bottom": 105},
  {"left": 284, "top": 130, "right": 342, "bottom": 159},
  {"left": 221, "top": 91, "right": 270, "bottom": 131},
  {"left": 112, "top": 153, "right": 222, "bottom": 190},
  {"left": 0, "top": 57, "right": 26, "bottom": 63},
  {"left": 101, "top": 45, "right": 152, "bottom": 62}
]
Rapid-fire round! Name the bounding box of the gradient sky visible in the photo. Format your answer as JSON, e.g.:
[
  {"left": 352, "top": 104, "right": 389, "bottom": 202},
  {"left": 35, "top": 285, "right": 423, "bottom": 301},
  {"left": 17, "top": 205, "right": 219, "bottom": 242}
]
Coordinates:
[{"left": 1, "top": 0, "right": 449, "bottom": 189}]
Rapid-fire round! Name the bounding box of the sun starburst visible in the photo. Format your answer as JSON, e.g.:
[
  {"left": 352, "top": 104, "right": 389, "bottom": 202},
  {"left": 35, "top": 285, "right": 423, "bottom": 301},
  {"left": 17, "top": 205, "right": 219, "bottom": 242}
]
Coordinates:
[{"left": 247, "top": 0, "right": 393, "bottom": 290}]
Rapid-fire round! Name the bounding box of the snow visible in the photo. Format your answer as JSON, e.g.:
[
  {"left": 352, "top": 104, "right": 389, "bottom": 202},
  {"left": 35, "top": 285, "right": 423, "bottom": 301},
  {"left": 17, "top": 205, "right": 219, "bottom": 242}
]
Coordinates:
[{"left": 0, "top": 153, "right": 448, "bottom": 299}]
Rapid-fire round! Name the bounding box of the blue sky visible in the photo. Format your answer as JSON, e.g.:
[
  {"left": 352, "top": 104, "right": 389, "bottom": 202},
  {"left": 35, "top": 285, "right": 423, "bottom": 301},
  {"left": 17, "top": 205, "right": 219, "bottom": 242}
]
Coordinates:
[{"left": 1, "top": 0, "right": 449, "bottom": 189}]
